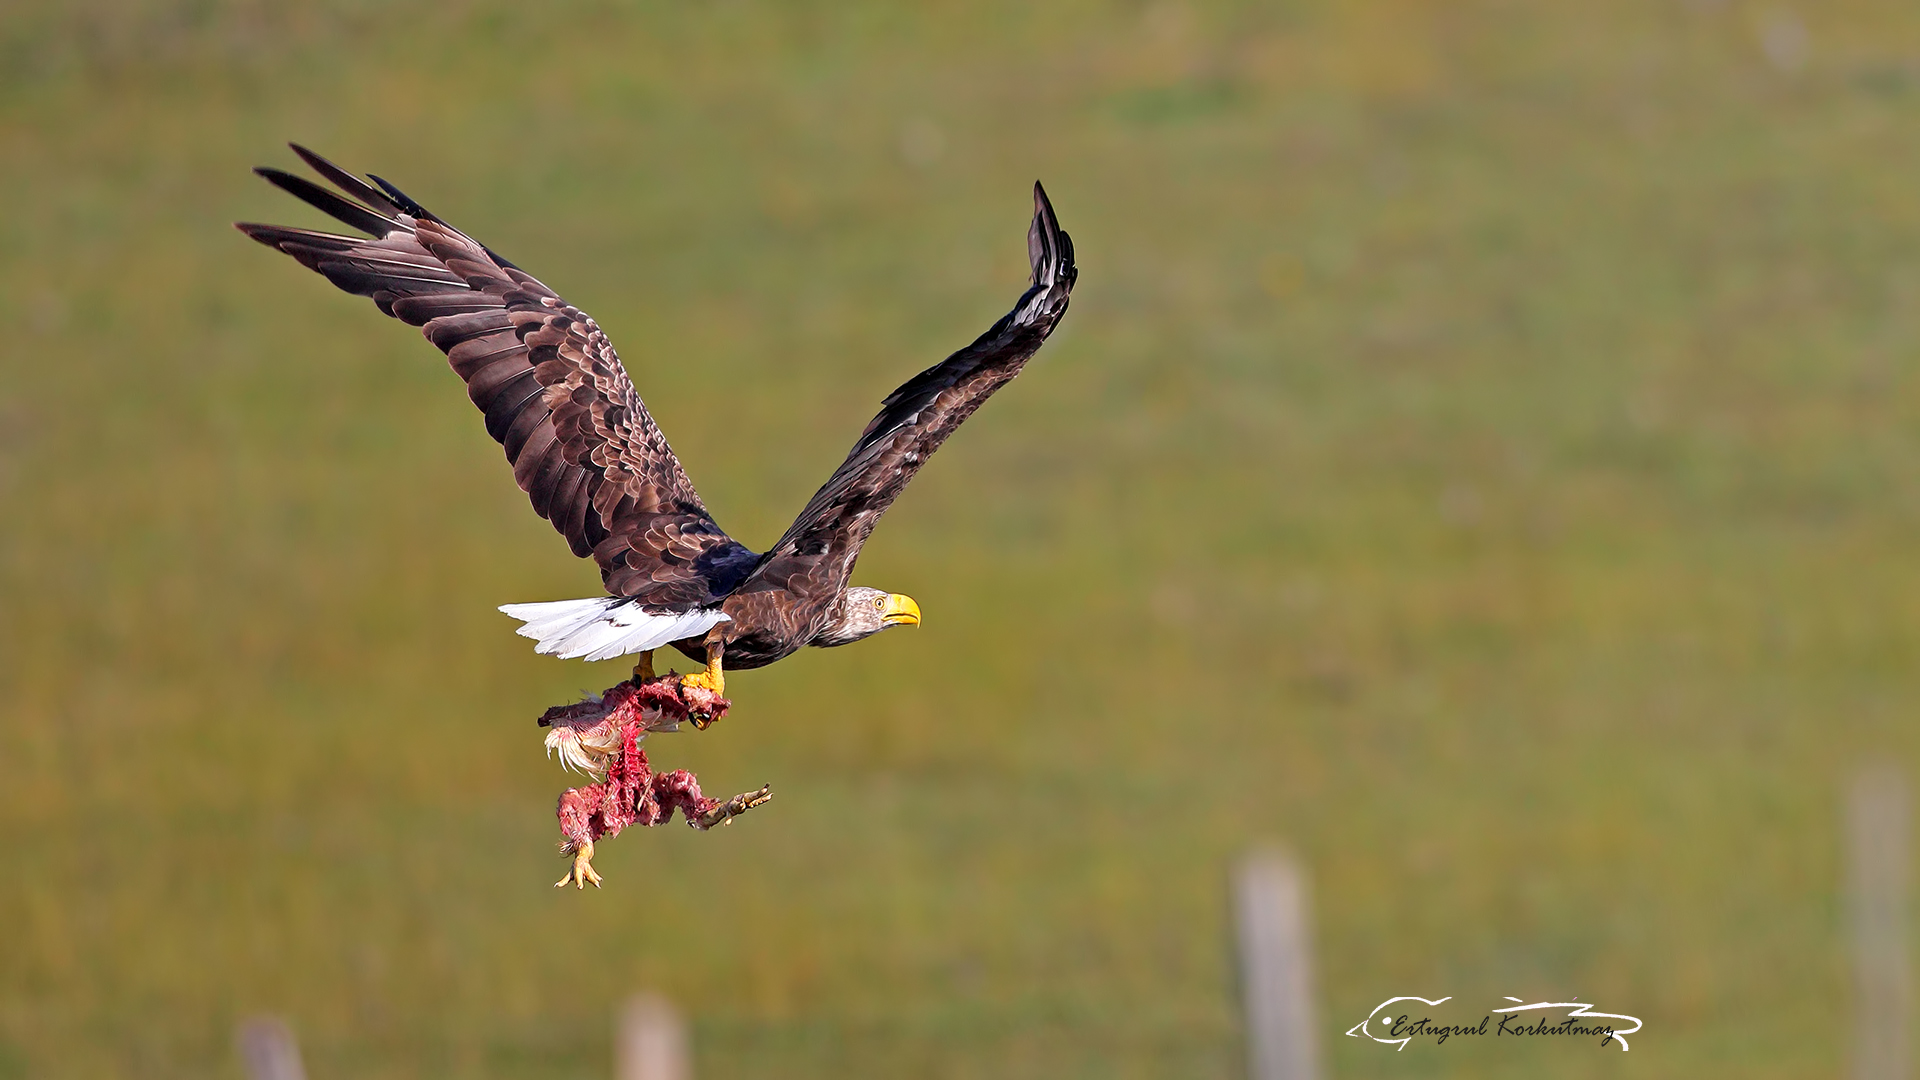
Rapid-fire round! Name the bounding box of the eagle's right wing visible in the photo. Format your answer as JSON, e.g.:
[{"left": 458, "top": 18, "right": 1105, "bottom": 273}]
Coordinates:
[
  {"left": 742, "top": 183, "right": 1077, "bottom": 603},
  {"left": 237, "top": 145, "right": 759, "bottom": 609}
]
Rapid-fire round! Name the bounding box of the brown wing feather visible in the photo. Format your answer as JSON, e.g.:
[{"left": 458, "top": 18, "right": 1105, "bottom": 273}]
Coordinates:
[
  {"left": 237, "top": 145, "right": 758, "bottom": 607},
  {"left": 741, "top": 183, "right": 1077, "bottom": 602}
]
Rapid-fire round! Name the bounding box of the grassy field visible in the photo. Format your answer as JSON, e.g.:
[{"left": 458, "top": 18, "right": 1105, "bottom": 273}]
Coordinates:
[{"left": 5, "top": 1, "right": 1920, "bottom": 1076}]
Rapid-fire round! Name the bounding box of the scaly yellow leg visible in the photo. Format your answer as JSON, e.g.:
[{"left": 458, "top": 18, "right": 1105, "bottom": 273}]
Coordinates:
[
  {"left": 680, "top": 638, "right": 725, "bottom": 698},
  {"left": 556, "top": 839, "right": 602, "bottom": 890},
  {"left": 633, "top": 649, "right": 655, "bottom": 683},
  {"left": 679, "top": 635, "right": 726, "bottom": 729}
]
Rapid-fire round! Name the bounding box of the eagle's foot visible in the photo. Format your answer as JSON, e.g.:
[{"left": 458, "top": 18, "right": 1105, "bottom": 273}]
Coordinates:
[
  {"left": 555, "top": 839, "right": 603, "bottom": 890},
  {"left": 679, "top": 667, "right": 725, "bottom": 728},
  {"left": 694, "top": 784, "right": 773, "bottom": 830},
  {"left": 632, "top": 649, "right": 656, "bottom": 683}
]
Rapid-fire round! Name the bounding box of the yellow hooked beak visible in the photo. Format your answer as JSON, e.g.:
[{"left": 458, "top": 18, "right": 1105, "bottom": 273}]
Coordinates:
[{"left": 881, "top": 593, "right": 921, "bottom": 627}]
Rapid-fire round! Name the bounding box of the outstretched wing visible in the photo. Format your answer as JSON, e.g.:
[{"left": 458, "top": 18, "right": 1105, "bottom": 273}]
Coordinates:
[
  {"left": 740, "top": 183, "right": 1077, "bottom": 601},
  {"left": 236, "top": 145, "right": 759, "bottom": 608}
]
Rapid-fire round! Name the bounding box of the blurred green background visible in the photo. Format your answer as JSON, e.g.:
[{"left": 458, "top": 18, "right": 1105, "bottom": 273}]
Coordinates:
[{"left": 4, "top": 1, "right": 1919, "bottom": 1076}]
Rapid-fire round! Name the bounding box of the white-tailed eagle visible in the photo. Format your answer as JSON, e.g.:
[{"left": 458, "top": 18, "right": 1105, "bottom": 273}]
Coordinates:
[{"left": 238, "top": 146, "right": 1076, "bottom": 714}]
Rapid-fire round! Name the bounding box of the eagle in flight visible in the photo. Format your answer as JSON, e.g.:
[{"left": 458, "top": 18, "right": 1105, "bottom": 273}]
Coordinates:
[{"left": 238, "top": 146, "right": 1076, "bottom": 709}]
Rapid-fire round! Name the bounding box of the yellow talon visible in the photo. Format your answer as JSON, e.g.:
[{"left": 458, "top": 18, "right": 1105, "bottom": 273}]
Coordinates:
[
  {"left": 633, "top": 650, "right": 655, "bottom": 683},
  {"left": 556, "top": 840, "right": 602, "bottom": 890},
  {"left": 680, "top": 667, "right": 724, "bottom": 696}
]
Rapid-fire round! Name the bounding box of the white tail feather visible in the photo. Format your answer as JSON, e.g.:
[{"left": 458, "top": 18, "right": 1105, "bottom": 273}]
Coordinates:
[{"left": 498, "top": 598, "right": 728, "bottom": 662}]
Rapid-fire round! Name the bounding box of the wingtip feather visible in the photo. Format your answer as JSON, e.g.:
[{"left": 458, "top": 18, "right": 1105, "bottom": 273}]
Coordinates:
[
  {"left": 252, "top": 164, "right": 402, "bottom": 238},
  {"left": 368, "top": 173, "right": 436, "bottom": 221},
  {"left": 1025, "top": 180, "right": 1075, "bottom": 291},
  {"left": 286, "top": 143, "right": 408, "bottom": 219}
]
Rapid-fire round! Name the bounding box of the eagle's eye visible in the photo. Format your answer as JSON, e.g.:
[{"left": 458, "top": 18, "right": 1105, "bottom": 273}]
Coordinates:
[{"left": 872, "top": 596, "right": 885, "bottom": 610}]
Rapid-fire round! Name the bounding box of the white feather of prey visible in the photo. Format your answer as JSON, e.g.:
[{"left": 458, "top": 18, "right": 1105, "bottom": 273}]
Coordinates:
[
  {"left": 498, "top": 597, "right": 729, "bottom": 662},
  {"left": 545, "top": 723, "right": 625, "bottom": 778}
]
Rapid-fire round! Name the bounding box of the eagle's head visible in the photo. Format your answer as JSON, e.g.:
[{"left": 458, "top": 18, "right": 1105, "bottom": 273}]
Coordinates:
[{"left": 812, "top": 586, "right": 921, "bottom": 648}]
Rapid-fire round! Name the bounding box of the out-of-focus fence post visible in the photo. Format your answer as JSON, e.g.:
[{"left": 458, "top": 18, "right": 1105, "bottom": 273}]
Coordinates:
[
  {"left": 1850, "top": 765, "right": 1911, "bottom": 1080},
  {"left": 1235, "top": 849, "right": 1321, "bottom": 1080},
  {"left": 617, "top": 993, "right": 690, "bottom": 1080},
  {"left": 235, "top": 1015, "right": 306, "bottom": 1080}
]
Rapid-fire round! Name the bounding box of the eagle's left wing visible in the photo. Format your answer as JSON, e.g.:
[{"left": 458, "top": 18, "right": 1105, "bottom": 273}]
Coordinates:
[
  {"left": 741, "top": 183, "right": 1077, "bottom": 601},
  {"left": 236, "top": 145, "right": 759, "bottom": 613}
]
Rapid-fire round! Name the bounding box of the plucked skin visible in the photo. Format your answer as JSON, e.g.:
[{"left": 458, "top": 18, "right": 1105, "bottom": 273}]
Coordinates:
[
  {"left": 536, "top": 676, "right": 770, "bottom": 889},
  {"left": 237, "top": 145, "right": 1075, "bottom": 678}
]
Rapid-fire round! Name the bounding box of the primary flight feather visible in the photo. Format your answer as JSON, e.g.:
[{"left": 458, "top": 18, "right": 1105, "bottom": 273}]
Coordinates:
[{"left": 237, "top": 145, "right": 1077, "bottom": 700}]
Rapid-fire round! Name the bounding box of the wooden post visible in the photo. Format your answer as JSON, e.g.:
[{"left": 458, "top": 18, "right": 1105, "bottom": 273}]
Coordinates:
[
  {"left": 235, "top": 1015, "right": 306, "bottom": 1080},
  {"left": 1235, "top": 849, "right": 1321, "bottom": 1080},
  {"left": 1850, "top": 765, "right": 1911, "bottom": 1080},
  {"left": 617, "top": 993, "right": 690, "bottom": 1080}
]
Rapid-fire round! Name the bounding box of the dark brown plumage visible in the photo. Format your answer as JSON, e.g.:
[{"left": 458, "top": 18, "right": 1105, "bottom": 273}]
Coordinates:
[{"left": 238, "top": 145, "right": 1076, "bottom": 685}]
